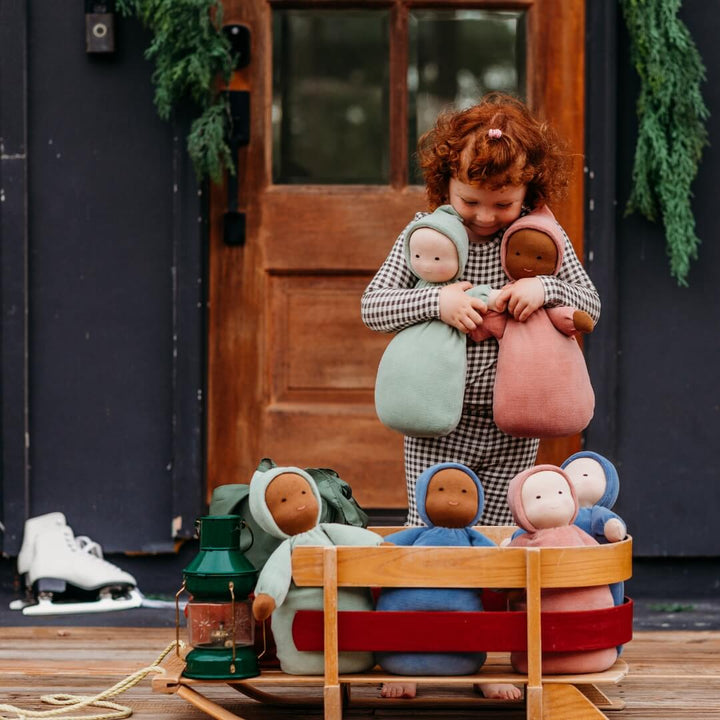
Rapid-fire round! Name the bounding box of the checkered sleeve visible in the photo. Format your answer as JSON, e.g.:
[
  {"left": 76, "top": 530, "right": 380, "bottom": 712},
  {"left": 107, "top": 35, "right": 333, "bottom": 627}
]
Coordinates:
[
  {"left": 361, "top": 214, "right": 443, "bottom": 333},
  {"left": 539, "top": 229, "right": 601, "bottom": 324}
]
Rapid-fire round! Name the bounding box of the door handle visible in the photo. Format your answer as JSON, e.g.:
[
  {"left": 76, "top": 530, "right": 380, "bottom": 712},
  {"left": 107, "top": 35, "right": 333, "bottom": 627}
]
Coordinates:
[
  {"left": 224, "top": 90, "right": 250, "bottom": 246},
  {"left": 223, "top": 24, "right": 251, "bottom": 247}
]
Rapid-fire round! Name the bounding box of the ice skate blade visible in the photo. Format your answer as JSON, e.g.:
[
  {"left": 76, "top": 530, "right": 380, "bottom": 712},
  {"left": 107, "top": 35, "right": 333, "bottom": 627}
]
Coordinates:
[{"left": 21, "top": 588, "right": 143, "bottom": 616}]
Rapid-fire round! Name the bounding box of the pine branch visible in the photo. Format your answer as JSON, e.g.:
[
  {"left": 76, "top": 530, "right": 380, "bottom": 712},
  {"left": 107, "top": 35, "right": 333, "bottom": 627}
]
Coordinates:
[
  {"left": 116, "top": 0, "right": 235, "bottom": 183},
  {"left": 188, "top": 98, "right": 235, "bottom": 184},
  {"left": 620, "top": 0, "right": 709, "bottom": 286}
]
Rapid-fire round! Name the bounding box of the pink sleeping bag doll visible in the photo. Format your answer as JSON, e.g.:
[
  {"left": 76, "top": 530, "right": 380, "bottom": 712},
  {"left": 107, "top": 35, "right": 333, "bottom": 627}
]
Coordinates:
[
  {"left": 506, "top": 464, "right": 618, "bottom": 674},
  {"left": 471, "top": 206, "right": 595, "bottom": 438}
]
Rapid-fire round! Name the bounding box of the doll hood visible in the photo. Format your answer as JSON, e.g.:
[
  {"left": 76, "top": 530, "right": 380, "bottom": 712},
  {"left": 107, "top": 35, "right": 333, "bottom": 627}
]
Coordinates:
[
  {"left": 507, "top": 464, "right": 578, "bottom": 532},
  {"left": 248, "top": 465, "right": 323, "bottom": 540},
  {"left": 500, "top": 205, "right": 564, "bottom": 279},
  {"left": 561, "top": 451, "right": 619, "bottom": 508},
  {"left": 415, "top": 462, "right": 485, "bottom": 527},
  {"left": 404, "top": 205, "right": 469, "bottom": 282}
]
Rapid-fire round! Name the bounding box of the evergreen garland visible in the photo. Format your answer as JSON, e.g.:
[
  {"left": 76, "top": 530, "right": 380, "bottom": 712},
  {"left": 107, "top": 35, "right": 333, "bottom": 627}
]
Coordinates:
[
  {"left": 620, "top": 0, "right": 709, "bottom": 286},
  {"left": 116, "top": 0, "right": 235, "bottom": 182}
]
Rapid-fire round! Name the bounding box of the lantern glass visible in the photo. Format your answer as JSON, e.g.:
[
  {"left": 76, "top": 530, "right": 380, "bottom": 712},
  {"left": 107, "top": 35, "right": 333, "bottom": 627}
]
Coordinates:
[{"left": 187, "top": 599, "right": 254, "bottom": 649}]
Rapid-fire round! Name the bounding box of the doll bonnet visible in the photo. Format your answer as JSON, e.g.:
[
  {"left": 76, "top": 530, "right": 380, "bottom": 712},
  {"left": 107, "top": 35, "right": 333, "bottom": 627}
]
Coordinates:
[
  {"left": 561, "top": 451, "right": 620, "bottom": 508},
  {"left": 500, "top": 205, "right": 565, "bottom": 279},
  {"left": 415, "top": 462, "right": 485, "bottom": 527},
  {"left": 404, "top": 204, "right": 469, "bottom": 282},
  {"left": 507, "top": 464, "right": 579, "bottom": 532},
  {"left": 248, "top": 465, "right": 323, "bottom": 540}
]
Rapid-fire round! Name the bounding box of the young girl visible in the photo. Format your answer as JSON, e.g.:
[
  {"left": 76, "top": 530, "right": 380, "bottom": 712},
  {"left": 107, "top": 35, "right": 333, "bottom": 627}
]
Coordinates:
[{"left": 361, "top": 92, "right": 601, "bottom": 527}]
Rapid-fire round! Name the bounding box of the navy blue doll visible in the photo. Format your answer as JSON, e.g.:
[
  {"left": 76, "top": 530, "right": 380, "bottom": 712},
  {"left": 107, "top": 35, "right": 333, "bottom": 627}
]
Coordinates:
[
  {"left": 561, "top": 451, "right": 627, "bottom": 607},
  {"left": 377, "top": 462, "right": 521, "bottom": 700}
]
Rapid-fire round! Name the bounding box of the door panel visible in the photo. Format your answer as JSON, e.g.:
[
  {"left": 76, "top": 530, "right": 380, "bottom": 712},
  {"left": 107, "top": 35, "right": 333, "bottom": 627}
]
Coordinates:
[
  {"left": 263, "top": 271, "right": 406, "bottom": 506},
  {"left": 210, "top": 0, "right": 585, "bottom": 509},
  {"left": 261, "top": 409, "right": 404, "bottom": 506},
  {"left": 262, "top": 188, "right": 423, "bottom": 270},
  {"left": 268, "top": 274, "right": 385, "bottom": 399}
]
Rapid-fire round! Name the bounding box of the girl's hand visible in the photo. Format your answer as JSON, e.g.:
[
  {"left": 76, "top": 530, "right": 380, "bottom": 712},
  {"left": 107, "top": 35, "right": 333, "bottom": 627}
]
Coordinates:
[
  {"left": 494, "top": 278, "right": 545, "bottom": 322},
  {"left": 439, "top": 281, "right": 487, "bottom": 333}
]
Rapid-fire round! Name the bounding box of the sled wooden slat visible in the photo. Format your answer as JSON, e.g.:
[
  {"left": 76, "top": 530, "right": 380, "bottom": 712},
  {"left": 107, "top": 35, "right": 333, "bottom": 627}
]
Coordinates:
[
  {"left": 538, "top": 542, "right": 633, "bottom": 587},
  {"left": 292, "top": 544, "right": 529, "bottom": 588}
]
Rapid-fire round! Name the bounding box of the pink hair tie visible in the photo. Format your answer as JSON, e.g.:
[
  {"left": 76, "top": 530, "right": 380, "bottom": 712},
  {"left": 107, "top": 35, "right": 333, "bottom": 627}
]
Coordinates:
[{"left": 488, "top": 128, "right": 503, "bottom": 139}]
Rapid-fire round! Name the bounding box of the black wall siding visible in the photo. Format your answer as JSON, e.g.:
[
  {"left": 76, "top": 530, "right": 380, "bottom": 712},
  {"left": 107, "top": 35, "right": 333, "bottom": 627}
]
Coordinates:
[
  {"left": 584, "top": 0, "right": 619, "bottom": 463},
  {"left": 587, "top": 0, "right": 720, "bottom": 558},
  {"left": 1, "top": 0, "right": 31, "bottom": 552},
  {"left": 1, "top": 4, "right": 204, "bottom": 555}
]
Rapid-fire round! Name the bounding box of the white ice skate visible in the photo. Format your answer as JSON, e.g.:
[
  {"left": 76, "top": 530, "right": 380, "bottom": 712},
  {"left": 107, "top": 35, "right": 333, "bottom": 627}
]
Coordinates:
[
  {"left": 16, "top": 511, "right": 67, "bottom": 577},
  {"left": 11, "top": 523, "right": 142, "bottom": 615}
]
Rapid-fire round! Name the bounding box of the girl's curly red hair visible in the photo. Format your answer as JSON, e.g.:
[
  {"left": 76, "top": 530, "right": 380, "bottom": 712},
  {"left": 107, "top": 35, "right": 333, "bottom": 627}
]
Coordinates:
[{"left": 417, "top": 92, "right": 572, "bottom": 210}]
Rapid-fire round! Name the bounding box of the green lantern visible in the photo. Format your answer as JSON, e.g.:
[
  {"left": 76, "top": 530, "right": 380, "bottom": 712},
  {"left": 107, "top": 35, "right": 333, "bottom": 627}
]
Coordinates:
[{"left": 177, "top": 514, "right": 259, "bottom": 680}]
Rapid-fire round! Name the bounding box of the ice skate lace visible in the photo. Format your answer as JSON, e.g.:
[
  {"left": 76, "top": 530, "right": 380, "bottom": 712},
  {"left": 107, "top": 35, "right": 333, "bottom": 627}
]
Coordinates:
[
  {"left": 74, "top": 535, "right": 104, "bottom": 559},
  {"left": 58, "top": 528, "right": 120, "bottom": 572},
  {"left": 0, "top": 641, "right": 183, "bottom": 720}
]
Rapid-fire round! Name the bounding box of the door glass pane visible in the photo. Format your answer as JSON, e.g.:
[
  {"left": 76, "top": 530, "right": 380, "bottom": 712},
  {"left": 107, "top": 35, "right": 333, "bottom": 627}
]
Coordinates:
[
  {"left": 272, "top": 10, "right": 390, "bottom": 184},
  {"left": 408, "top": 10, "right": 527, "bottom": 182}
]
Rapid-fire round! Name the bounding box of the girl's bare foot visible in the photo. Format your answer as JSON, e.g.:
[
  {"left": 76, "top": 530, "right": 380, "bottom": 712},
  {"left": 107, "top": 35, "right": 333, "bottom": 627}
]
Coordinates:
[
  {"left": 381, "top": 682, "right": 417, "bottom": 698},
  {"left": 475, "top": 682, "right": 522, "bottom": 700}
]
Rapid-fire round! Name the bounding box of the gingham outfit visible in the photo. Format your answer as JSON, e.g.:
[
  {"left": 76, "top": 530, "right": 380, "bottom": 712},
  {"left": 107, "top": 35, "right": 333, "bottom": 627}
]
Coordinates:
[{"left": 361, "top": 211, "right": 601, "bottom": 526}]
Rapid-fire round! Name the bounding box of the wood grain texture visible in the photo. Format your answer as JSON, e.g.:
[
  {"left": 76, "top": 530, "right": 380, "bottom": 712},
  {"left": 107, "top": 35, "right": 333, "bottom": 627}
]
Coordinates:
[
  {"left": 542, "top": 684, "right": 607, "bottom": 719},
  {"left": 290, "top": 539, "right": 632, "bottom": 589},
  {"left": 2, "top": 628, "right": 720, "bottom": 720},
  {"left": 291, "top": 544, "right": 529, "bottom": 588},
  {"left": 538, "top": 539, "right": 633, "bottom": 587}
]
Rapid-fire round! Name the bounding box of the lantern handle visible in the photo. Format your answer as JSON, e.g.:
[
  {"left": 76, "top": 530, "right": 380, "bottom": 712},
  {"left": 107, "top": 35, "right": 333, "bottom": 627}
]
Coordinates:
[
  {"left": 174, "top": 581, "right": 188, "bottom": 657},
  {"left": 257, "top": 620, "right": 268, "bottom": 660},
  {"left": 229, "top": 581, "right": 237, "bottom": 674}
]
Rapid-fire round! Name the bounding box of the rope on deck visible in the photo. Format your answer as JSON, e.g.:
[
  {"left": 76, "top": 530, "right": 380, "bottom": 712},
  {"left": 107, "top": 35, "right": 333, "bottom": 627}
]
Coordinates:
[{"left": 0, "top": 641, "right": 182, "bottom": 720}]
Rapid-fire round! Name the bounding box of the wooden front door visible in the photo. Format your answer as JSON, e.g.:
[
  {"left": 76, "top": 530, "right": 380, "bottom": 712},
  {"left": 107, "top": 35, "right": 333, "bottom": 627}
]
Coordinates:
[{"left": 208, "top": 0, "right": 585, "bottom": 510}]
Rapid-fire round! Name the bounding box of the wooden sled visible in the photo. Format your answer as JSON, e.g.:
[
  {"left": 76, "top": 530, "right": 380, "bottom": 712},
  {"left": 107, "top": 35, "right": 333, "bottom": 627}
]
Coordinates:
[{"left": 153, "top": 527, "right": 633, "bottom": 720}]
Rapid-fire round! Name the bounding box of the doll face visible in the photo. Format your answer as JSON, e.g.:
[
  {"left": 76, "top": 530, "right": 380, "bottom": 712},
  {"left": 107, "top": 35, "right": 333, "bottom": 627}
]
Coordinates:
[
  {"left": 562, "top": 457, "right": 606, "bottom": 507},
  {"left": 424, "top": 468, "right": 479, "bottom": 528},
  {"left": 264, "top": 472, "right": 319, "bottom": 535},
  {"left": 408, "top": 227, "right": 459, "bottom": 283},
  {"left": 520, "top": 470, "right": 575, "bottom": 529},
  {"left": 504, "top": 229, "right": 558, "bottom": 279}
]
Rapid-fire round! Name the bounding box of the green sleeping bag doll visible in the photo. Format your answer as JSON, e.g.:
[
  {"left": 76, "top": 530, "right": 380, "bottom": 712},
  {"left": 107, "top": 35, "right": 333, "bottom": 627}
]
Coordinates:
[
  {"left": 250, "top": 465, "right": 384, "bottom": 675},
  {"left": 374, "top": 205, "right": 490, "bottom": 437}
]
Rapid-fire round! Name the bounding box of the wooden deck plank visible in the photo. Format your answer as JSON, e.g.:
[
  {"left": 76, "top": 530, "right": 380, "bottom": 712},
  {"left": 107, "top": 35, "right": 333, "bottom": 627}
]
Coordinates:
[{"left": 1, "top": 628, "right": 719, "bottom": 719}]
